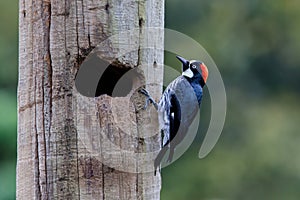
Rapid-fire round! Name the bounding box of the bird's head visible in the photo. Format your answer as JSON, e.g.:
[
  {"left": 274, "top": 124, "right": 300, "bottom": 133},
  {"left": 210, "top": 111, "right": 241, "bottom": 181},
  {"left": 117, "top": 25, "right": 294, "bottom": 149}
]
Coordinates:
[{"left": 176, "top": 55, "right": 208, "bottom": 86}]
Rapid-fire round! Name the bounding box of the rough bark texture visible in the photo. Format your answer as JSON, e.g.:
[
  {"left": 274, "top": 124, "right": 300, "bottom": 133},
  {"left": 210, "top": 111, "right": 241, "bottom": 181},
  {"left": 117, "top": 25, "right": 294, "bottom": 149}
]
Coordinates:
[{"left": 17, "top": 0, "right": 164, "bottom": 199}]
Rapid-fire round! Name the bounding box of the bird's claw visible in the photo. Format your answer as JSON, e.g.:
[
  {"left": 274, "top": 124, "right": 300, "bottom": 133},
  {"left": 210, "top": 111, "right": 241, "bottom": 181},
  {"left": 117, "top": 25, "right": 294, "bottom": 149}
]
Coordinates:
[
  {"left": 138, "top": 88, "right": 157, "bottom": 110},
  {"left": 139, "top": 89, "right": 150, "bottom": 109},
  {"left": 138, "top": 88, "right": 150, "bottom": 97},
  {"left": 143, "top": 99, "right": 150, "bottom": 110}
]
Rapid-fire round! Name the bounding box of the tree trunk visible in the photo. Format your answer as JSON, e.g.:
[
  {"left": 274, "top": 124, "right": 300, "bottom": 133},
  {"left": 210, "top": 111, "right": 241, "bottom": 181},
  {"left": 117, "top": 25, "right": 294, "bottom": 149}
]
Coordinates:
[{"left": 17, "top": 0, "right": 164, "bottom": 199}]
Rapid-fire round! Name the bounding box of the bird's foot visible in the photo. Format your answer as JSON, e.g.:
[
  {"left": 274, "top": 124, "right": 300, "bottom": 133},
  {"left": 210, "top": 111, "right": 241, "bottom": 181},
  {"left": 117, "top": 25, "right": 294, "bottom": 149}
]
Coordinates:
[{"left": 138, "top": 88, "right": 158, "bottom": 110}]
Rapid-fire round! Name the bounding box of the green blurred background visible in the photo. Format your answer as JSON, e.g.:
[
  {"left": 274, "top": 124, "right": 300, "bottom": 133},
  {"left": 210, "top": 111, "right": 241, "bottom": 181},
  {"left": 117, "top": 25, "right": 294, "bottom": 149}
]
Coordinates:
[
  {"left": 1, "top": 0, "right": 300, "bottom": 199},
  {"left": 0, "top": 0, "right": 18, "bottom": 199}
]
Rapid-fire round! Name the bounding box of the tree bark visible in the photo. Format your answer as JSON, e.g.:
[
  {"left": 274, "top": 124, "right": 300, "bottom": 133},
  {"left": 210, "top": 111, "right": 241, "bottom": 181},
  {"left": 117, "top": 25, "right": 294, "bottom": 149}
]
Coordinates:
[{"left": 17, "top": 0, "right": 164, "bottom": 199}]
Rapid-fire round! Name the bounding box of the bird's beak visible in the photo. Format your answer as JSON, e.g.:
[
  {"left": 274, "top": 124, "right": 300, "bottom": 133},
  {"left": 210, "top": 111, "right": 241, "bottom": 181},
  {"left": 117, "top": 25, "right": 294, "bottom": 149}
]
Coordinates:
[{"left": 176, "top": 55, "right": 189, "bottom": 71}]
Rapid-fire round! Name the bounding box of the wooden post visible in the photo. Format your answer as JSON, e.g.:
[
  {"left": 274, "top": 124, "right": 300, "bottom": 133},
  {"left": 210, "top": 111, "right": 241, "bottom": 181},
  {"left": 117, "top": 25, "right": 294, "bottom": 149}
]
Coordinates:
[{"left": 18, "top": 0, "right": 164, "bottom": 199}]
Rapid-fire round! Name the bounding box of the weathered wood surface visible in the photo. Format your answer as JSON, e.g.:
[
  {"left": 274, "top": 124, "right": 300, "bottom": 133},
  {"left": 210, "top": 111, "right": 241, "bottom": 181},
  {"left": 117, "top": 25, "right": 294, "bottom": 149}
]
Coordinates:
[{"left": 18, "top": 0, "right": 164, "bottom": 199}]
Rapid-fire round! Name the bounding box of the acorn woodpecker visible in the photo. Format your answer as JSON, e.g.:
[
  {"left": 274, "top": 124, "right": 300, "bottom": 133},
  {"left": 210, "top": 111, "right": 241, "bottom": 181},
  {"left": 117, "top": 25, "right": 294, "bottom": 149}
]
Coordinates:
[{"left": 139, "top": 55, "right": 208, "bottom": 175}]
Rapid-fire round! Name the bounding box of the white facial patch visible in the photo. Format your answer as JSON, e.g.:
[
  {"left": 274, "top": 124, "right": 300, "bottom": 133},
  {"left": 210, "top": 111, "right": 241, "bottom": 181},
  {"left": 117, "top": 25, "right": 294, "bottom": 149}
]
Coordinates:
[{"left": 182, "top": 68, "right": 194, "bottom": 78}]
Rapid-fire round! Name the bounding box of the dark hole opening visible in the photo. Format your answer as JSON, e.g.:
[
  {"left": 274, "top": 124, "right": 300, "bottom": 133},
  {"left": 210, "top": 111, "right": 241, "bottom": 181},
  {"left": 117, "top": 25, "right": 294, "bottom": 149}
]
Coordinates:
[
  {"left": 95, "top": 63, "right": 132, "bottom": 97},
  {"left": 75, "top": 52, "right": 134, "bottom": 98}
]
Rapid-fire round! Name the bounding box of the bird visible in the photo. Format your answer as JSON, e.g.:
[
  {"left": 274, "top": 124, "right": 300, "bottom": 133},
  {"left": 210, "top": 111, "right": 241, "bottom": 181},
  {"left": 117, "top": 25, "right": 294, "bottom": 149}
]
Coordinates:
[{"left": 139, "top": 55, "right": 208, "bottom": 175}]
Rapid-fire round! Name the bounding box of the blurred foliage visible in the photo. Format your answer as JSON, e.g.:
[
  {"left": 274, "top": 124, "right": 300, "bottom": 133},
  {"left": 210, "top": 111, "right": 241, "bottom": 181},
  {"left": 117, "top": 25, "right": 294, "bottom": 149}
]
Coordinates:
[
  {"left": 1, "top": 0, "right": 300, "bottom": 199},
  {"left": 163, "top": 0, "right": 300, "bottom": 199},
  {"left": 0, "top": 0, "right": 18, "bottom": 199},
  {"left": 0, "top": 0, "right": 18, "bottom": 89}
]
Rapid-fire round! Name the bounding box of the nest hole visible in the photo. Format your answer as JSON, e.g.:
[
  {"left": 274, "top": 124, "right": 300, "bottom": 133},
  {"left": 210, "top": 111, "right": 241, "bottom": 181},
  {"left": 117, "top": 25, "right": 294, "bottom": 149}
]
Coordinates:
[{"left": 75, "top": 52, "right": 137, "bottom": 98}]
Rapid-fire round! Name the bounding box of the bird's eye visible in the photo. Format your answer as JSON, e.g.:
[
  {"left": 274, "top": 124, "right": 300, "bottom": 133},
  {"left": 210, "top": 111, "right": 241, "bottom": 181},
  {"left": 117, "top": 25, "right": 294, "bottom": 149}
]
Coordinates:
[{"left": 192, "top": 65, "right": 197, "bottom": 69}]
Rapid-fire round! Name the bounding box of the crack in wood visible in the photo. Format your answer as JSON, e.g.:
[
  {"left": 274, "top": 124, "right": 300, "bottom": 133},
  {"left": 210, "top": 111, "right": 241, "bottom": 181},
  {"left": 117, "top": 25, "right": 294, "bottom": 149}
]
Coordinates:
[
  {"left": 34, "top": 75, "right": 42, "bottom": 200},
  {"left": 22, "top": 10, "right": 26, "bottom": 18},
  {"left": 43, "top": 1, "right": 52, "bottom": 198},
  {"left": 105, "top": 2, "right": 110, "bottom": 14}
]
